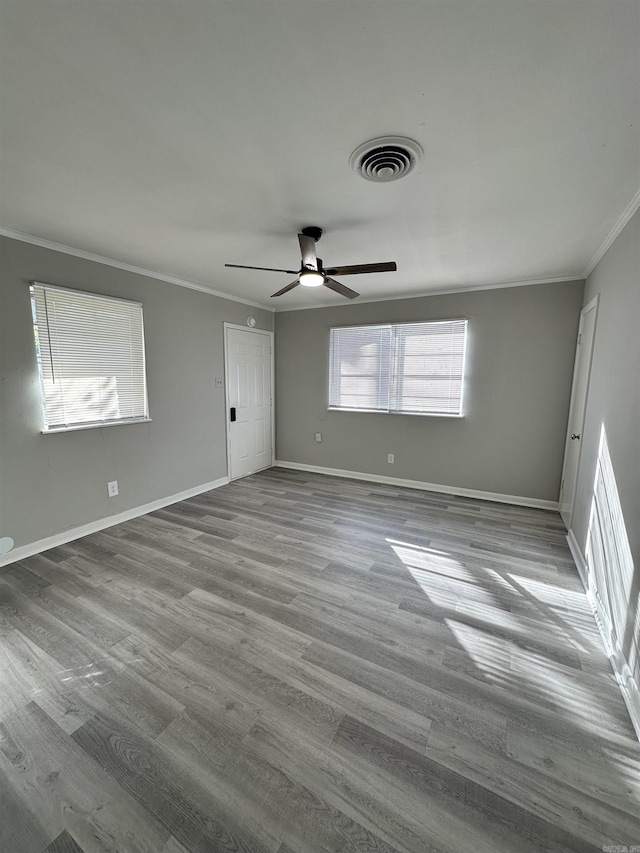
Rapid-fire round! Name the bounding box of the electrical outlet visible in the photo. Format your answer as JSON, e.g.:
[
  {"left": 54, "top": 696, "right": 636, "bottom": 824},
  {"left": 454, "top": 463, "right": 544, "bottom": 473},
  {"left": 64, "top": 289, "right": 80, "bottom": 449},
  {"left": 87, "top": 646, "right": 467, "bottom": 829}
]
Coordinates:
[
  {"left": 387, "top": 453, "right": 394, "bottom": 464},
  {"left": 215, "top": 377, "right": 224, "bottom": 388},
  {"left": 315, "top": 432, "right": 322, "bottom": 443},
  {"left": 107, "top": 480, "right": 119, "bottom": 498}
]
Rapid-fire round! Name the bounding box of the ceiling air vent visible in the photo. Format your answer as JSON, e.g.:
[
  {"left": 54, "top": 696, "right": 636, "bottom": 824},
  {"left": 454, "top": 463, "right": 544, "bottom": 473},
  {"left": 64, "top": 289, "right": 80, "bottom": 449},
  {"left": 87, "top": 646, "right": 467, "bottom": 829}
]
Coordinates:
[{"left": 350, "top": 136, "right": 423, "bottom": 182}]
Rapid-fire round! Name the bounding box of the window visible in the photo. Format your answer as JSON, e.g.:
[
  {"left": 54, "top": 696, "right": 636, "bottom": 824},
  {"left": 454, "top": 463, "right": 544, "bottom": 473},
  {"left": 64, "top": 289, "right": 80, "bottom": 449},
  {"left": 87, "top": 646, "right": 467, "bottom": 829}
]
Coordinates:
[
  {"left": 329, "top": 319, "right": 467, "bottom": 416},
  {"left": 30, "top": 282, "right": 149, "bottom": 432}
]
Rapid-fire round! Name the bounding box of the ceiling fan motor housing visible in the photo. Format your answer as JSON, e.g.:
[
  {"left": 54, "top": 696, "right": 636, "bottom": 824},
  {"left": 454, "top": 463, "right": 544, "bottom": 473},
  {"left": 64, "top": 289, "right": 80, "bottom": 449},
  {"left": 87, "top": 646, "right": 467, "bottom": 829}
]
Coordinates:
[{"left": 301, "top": 226, "right": 323, "bottom": 242}]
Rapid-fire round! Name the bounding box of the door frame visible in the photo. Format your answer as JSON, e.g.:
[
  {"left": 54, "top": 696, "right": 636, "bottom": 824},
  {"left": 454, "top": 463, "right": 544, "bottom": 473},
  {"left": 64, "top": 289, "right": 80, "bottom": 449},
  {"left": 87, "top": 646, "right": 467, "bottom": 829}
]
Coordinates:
[
  {"left": 223, "top": 323, "right": 275, "bottom": 481},
  {"left": 559, "top": 294, "right": 599, "bottom": 530}
]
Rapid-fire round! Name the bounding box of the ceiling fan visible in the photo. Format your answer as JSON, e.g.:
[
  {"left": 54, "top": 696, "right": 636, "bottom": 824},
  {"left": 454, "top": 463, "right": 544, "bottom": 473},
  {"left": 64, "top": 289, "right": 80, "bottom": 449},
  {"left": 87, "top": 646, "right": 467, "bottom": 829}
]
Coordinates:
[{"left": 225, "top": 226, "right": 397, "bottom": 299}]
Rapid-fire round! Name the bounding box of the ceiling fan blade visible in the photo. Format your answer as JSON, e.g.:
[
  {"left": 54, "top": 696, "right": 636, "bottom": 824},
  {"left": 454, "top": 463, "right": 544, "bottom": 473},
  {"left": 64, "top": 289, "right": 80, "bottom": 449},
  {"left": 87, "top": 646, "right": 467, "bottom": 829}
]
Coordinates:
[
  {"left": 323, "top": 277, "right": 359, "bottom": 300},
  {"left": 323, "top": 261, "right": 397, "bottom": 277},
  {"left": 225, "top": 263, "right": 298, "bottom": 274},
  {"left": 298, "top": 233, "right": 318, "bottom": 270},
  {"left": 271, "top": 279, "right": 300, "bottom": 298}
]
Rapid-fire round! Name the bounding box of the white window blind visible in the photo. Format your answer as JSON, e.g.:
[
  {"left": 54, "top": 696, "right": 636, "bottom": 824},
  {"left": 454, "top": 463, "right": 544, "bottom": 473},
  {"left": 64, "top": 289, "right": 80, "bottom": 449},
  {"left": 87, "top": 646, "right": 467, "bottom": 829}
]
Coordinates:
[
  {"left": 329, "top": 319, "right": 467, "bottom": 416},
  {"left": 30, "top": 283, "right": 149, "bottom": 432}
]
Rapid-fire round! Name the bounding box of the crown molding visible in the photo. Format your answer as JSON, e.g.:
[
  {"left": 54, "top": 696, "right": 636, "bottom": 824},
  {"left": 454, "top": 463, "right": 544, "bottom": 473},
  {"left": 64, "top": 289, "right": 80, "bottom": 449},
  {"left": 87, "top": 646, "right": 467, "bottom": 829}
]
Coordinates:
[
  {"left": 13, "top": 206, "right": 640, "bottom": 311},
  {"left": 0, "top": 226, "right": 275, "bottom": 312},
  {"left": 584, "top": 187, "right": 640, "bottom": 279},
  {"left": 273, "top": 274, "right": 584, "bottom": 312}
]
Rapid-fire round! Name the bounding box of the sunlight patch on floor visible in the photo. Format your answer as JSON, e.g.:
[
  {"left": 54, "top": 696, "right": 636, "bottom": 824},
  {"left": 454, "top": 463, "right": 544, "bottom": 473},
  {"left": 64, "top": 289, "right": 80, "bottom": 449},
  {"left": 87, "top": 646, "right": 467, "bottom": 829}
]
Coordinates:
[
  {"left": 510, "top": 652, "right": 630, "bottom": 729},
  {"left": 386, "top": 537, "right": 476, "bottom": 583},
  {"left": 445, "top": 620, "right": 633, "bottom": 736},
  {"left": 441, "top": 620, "right": 512, "bottom": 684},
  {"left": 600, "top": 746, "right": 640, "bottom": 798},
  {"left": 385, "top": 528, "right": 638, "bottom": 744}
]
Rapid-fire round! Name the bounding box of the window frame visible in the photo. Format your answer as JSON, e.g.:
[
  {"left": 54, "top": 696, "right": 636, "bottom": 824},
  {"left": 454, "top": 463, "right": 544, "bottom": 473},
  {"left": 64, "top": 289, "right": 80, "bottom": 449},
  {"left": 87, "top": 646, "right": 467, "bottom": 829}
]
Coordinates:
[
  {"left": 30, "top": 281, "right": 151, "bottom": 434},
  {"left": 328, "top": 318, "right": 468, "bottom": 418}
]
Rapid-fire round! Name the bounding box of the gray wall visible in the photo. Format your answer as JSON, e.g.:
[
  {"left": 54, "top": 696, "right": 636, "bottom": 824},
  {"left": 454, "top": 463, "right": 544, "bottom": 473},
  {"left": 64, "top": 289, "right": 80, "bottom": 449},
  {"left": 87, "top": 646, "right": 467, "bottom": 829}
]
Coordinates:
[
  {"left": 0, "top": 236, "right": 273, "bottom": 552},
  {"left": 275, "top": 281, "right": 585, "bottom": 502},
  {"left": 571, "top": 210, "right": 640, "bottom": 694}
]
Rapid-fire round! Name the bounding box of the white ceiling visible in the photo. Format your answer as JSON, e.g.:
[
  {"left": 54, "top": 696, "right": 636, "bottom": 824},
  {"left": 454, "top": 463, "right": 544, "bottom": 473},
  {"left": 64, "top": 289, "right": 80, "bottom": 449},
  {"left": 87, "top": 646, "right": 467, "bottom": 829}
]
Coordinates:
[{"left": 1, "top": 1, "right": 639, "bottom": 310}]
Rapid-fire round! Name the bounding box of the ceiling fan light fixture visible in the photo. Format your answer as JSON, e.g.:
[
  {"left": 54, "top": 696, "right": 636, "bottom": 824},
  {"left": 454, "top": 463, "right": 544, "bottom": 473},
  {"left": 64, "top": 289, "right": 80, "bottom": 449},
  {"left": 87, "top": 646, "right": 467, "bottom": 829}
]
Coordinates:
[
  {"left": 350, "top": 136, "right": 423, "bottom": 182},
  {"left": 299, "top": 270, "right": 325, "bottom": 287}
]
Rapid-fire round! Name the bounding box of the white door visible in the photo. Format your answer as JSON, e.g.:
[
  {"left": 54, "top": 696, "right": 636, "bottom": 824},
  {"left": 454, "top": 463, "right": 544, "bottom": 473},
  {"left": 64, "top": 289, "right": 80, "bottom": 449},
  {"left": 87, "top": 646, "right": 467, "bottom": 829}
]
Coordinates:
[
  {"left": 225, "top": 326, "right": 273, "bottom": 481},
  {"left": 559, "top": 296, "right": 598, "bottom": 528}
]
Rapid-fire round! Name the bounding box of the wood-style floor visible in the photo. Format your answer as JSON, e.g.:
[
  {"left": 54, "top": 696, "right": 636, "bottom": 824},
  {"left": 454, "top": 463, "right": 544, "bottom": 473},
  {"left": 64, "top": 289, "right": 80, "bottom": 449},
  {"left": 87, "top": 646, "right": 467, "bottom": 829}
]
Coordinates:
[{"left": 1, "top": 468, "right": 639, "bottom": 853}]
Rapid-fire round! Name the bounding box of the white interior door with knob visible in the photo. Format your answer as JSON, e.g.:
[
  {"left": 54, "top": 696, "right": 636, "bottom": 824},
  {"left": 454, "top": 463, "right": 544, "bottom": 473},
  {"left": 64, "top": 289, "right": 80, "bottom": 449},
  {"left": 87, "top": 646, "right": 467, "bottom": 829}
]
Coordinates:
[
  {"left": 559, "top": 296, "right": 598, "bottom": 528},
  {"left": 224, "top": 324, "right": 274, "bottom": 481}
]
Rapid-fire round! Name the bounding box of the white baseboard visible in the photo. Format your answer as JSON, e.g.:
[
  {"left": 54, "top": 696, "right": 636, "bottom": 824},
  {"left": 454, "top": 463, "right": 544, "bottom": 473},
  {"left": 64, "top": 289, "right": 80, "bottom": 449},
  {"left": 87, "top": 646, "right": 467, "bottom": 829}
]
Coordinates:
[
  {"left": 0, "top": 476, "right": 229, "bottom": 568},
  {"left": 566, "top": 529, "right": 640, "bottom": 742},
  {"left": 275, "top": 460, "right": 559, "bottom": 511},
  {"left": 566, "top": 528, "right": 588, "bottom": 587}
]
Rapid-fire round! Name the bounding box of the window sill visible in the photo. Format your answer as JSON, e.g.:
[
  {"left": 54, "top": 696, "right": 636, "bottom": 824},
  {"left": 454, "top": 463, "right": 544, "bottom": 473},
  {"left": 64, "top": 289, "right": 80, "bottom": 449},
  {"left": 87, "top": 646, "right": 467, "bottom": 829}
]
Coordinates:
[
  {"left": 327, "top": 408, "right": 464, "bottom": 418},
  {"left": 41, "top": 418, "right": 152, "bottom": 434}
]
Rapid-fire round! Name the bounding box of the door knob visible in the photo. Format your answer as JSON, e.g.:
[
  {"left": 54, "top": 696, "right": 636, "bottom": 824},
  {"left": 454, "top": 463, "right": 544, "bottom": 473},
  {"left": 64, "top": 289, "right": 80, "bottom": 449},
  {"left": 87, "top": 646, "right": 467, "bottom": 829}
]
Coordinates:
[
  {"left": 571, "top": 433, "right": 580, "bottom": 440},
  {"left": 230, "top": 407, "right": 236, "bottom": 422}
]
